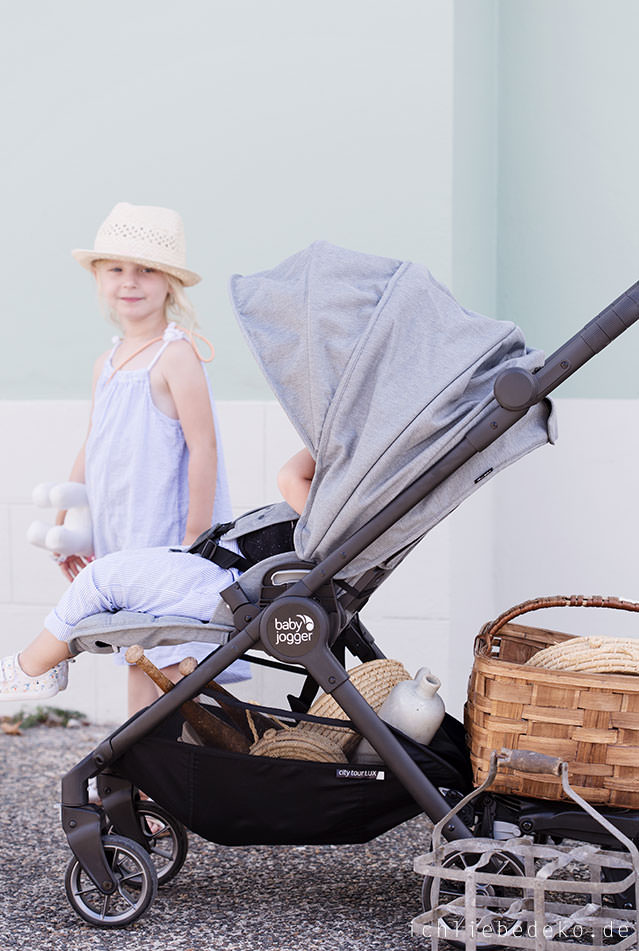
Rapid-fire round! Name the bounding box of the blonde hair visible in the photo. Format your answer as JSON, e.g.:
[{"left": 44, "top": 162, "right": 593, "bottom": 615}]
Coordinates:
[
  {"left": 165, "top": 274, "right": 198, "bottom": 330},
  {"left": 93, "top": 261, "right": 199, "bottom": 331}
]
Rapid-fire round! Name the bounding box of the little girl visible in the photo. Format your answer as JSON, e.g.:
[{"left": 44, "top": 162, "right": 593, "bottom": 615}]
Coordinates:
[
  {"left": 53, "top": 202, "right": 248, "bottom": 709},
  {"left": 0, "top": 449, "right": 315, "bottom": 700}
]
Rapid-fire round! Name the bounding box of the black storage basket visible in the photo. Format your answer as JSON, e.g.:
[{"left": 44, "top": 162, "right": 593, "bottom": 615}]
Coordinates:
[{"left": 113, "top": 705, "right": 471, "bottom": 846}]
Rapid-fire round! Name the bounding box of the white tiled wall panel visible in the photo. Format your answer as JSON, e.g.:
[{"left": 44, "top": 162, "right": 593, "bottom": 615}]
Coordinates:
[
  {"left": 1, "top": 398, "right": 636, "bottom": 725},
  {"left": 0, "top": 506, "right": 11, "bottom": 604}
]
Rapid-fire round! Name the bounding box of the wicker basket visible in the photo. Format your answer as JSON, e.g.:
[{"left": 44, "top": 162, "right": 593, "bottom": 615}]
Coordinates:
[{"left": 465, "top": 595, "right": 639, "bottom": 808}]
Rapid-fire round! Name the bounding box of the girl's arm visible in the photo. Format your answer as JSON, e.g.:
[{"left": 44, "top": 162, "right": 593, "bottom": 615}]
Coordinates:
[
  {"left": 277, "top": 448, "right": 315, "bottom": 515},
  {"left": 162, "top": 342, "right": 218, "bottom": 546},
  {"left": 55, "top": 352, "right": 107, "bottom": 580}
]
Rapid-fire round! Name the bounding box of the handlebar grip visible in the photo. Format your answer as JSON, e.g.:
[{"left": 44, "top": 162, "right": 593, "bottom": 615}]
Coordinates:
[
  {"left": 582, "top": 281, "right": 639, "bottom": 353},
  {"left": 499, "top": 748, "right": 563, "bottom": 776}
]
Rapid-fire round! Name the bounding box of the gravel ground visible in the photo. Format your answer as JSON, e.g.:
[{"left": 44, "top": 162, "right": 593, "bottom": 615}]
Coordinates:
[{"left": 0, "top": 723, "right": 443, "bottom": 951}]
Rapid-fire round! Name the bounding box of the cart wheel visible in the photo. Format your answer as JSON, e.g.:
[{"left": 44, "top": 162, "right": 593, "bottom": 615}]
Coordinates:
[
  {"left": 132, "top": 800, "right": 188, "bottom": 885},
  {"left": 421, "top": 847, "right": 525, "bottom": 948},
  {"left": 64, "top": 834, "right": 158, "bottom": 928}
]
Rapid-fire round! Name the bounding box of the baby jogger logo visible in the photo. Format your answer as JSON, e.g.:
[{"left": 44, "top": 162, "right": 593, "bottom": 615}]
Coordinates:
[
  {"left": 262, "top": 598, "right": 328, "bottom": 658},
  {"left": 273, "top": 614, "right": 315, "bottom": 646}
]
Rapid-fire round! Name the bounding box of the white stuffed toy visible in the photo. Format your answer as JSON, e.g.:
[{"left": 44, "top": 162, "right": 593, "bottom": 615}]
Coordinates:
[{"left": 27, "top": 482, "right": 93, "bottom": 559}]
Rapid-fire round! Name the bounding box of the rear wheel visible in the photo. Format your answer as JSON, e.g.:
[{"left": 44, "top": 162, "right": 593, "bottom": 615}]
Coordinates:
[
  {"left": 421, "top": 847, "right": 526, "bottom": 948},
  {"left": 133, "top": 801, "right": 188, "bottom": 885},
  {"left": 106, "top": 800, "right": 188, "bottom": 885}
]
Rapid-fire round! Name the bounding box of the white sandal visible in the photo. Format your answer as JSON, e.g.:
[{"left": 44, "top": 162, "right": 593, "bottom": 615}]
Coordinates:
[{"left": 0, "top": 653, "right": 60, "bottom": 701}]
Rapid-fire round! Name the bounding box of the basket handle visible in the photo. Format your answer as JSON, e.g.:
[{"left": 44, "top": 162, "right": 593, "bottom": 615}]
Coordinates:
[{"left": 481, "top": 594, "right": 639, "bottom": 646}]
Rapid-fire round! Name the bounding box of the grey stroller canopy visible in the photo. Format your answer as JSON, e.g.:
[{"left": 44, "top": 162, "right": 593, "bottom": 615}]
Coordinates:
[{"left": 230, "top": 241, "right": 556, "bottom": 578}]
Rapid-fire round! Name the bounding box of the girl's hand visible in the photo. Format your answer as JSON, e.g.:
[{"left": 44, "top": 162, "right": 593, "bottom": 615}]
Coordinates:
[{"left": 56, "top": 553, "right": 93, "bottom": 583}]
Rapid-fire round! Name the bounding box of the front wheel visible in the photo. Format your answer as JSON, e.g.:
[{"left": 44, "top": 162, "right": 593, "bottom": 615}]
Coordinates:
[{"left": 64, "top": 834, "right": 158, "bottom": 928}]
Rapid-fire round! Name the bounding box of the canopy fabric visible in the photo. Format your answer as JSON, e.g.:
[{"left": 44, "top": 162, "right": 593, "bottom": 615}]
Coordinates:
[{"left": 230, "top": 241, "right": 556, "bottom": 579}]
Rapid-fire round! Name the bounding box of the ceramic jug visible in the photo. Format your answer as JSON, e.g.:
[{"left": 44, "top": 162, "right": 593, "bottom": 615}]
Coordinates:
[{"left": 352, "top": 667, "right": 445, "bottom": 763}]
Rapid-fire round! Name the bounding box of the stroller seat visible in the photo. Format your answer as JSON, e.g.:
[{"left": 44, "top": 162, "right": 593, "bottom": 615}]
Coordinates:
[{"left": 69, "top": 610, "right": 232, "bottom": 655}]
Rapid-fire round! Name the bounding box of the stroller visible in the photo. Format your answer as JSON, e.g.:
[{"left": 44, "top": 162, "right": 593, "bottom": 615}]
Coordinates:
[{"left": 59, "top": 241, "right": 639, "bottom": 930}]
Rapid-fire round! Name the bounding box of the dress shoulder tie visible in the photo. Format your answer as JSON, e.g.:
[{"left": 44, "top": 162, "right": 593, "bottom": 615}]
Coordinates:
[{"left": 107, "top": 322, "right": 215, "bottom": 382}]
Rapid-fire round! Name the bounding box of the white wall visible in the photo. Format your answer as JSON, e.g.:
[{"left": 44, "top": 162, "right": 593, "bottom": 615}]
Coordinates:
[
  {"left": 495, "top": 400, "right": 639, "bottom": 637},
  {"left": 0, "top": 399, "right": 302, "bottom": 723},
  {"left": 3, "top": 397, "right": 637, "bottom": 726},
  {"left": 1, "top": 399, "right": 471, "bottom": 721}
]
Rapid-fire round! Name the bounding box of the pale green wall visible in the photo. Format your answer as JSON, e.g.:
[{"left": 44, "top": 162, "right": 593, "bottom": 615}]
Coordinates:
[
  {"left": 3, "top": 1, "right": 637, "bottom": 401},
  {"left": 452, "top": 0, "right": 498, "bottom": 316},
  {"left": 497, "top": 0, "right": 639, "bottom": 396},
  {"left": 1, "top": 0, "right": 454, "bottom": 399}
]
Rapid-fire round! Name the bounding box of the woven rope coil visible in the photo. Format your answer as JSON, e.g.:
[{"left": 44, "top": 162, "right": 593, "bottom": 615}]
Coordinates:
[
  {"left": 526, "top": 636, "right": 639, "bottom": 674},
  {"left": 249, "top": 728, "right": 348, "bottom": 763},
  {"left": 248, "top": 658, "right": 411, "bottom": 762},
  {"left": 297, "top": 659, "right": 411, "bottom": 753}
]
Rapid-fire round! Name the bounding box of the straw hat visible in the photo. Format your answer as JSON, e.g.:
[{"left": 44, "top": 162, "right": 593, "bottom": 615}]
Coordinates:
[{"left": 72, "top": 202, "right": 201, "bottom": 286}]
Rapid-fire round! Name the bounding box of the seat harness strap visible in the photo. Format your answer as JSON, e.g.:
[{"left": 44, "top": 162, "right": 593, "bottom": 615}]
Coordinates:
[{"left": 183, "top": 524, "right": 253, "bottom": 573}]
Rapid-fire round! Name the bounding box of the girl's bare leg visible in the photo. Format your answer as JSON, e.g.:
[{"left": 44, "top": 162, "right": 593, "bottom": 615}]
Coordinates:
[
  {"left": 19, "top": 629, "right": 72, "bottom": 677},
  {"left": 127, "top": 661, "right": 183, "bottom": 807},
  {"left": 127, "top": 662, "right": 182, "bottom": 715}
]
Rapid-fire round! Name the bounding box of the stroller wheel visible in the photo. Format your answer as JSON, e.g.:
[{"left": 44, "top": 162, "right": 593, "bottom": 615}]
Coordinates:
[
  {"left": 131, "top": 800, "right": 188, "bottom": 885},
  {"left": 421, "top": 847, "right": 525, "bottom": 949},
  {"left": 64, "top": 834, "right": 158, "bottom": 928}
]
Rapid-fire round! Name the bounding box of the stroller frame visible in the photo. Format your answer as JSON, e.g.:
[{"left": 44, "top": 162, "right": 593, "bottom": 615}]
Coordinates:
[{"left": 61, "top": 281, "right": 639, "bottom": 923}]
